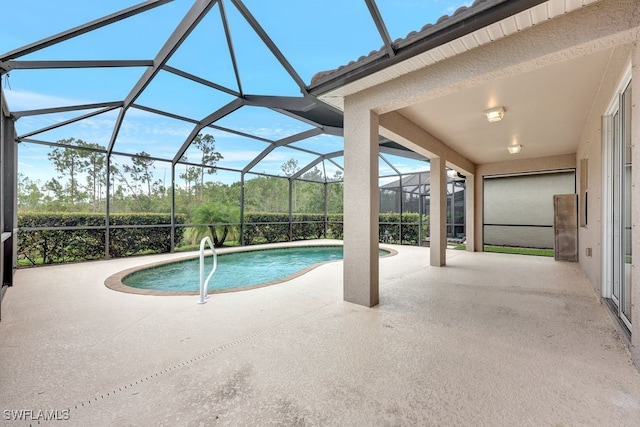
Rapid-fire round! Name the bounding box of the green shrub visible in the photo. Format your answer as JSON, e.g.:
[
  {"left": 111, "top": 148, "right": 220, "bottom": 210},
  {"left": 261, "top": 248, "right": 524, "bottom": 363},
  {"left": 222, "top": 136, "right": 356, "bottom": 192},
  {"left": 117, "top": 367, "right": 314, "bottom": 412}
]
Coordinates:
[
  {"left": 18, "top": 211, "right": 428, "bottom": 266},
  {"left": 376, "top": 213, "right": 429, "bottom": 244},
  {"left": 244, "top": 213, "right": 290, "bottom": 243},
  {"left": 292, "top": 214, "right": 325, "bottom": 240},
  {"left": 327, "top": 215, "right": 343, "bottom": 239},
  {"left": 18, "top": 212, "right": 185, "bottom": 265}
]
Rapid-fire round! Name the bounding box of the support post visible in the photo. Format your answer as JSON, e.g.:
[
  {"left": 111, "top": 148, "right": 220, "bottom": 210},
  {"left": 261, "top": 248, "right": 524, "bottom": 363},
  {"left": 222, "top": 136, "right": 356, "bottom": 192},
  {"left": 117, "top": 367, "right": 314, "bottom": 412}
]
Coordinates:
[
  {"left": 240, "top": 172, "right": 245, "bottom": 246},
  {"left": 430, "top": 156, "right": 447, "bottom": 266},
  {"left": 343, "top": 103, "right": 379, "bottom": 307},
  {"left": 475, "top": 172, "right": 484, "bottom": 252},
  {"left": 105, "top": 154, "right": 111, "bottom": 259},
  {"left": 465, "top": 174, "right": 475, "bottom": 251},
  {"left": 170, "top": 163, "right": 176, "bottom": 252},
  {"left": 288, "top": 178, "right": 293, "bottom": 241},
  {"left": 323, "top": 181, "right": 328, "bottom": 238},
  {"left": 1, "top": 104, "right": 16, "bottom": 287}
]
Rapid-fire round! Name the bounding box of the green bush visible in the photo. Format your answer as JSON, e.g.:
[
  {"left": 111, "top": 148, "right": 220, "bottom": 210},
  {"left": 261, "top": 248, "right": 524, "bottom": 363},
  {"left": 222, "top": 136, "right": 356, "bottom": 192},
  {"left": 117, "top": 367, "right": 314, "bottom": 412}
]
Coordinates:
[
  {"left": 108, "top": 213, "right": 185, "bottom": 257},
  {"left": 18, "top": 212, "right": 185, "bottom": 265},
  {"left": 327, "top": 215, "right": 343, "bottom": 239},
  {"left": 18, "top": 211, "right": 427, "bottom": 266},
  {"left": 291, "top": 214, "right": 325, "bottom": 240},
  {"left": 243, "top": 213, "right": 290, "bottom": 244},
  {"left": 378, "top": 212, "right": 429, "bottom": 244},
  {"left": 243, "top": 213, "right": 328, "bottom": 243}
]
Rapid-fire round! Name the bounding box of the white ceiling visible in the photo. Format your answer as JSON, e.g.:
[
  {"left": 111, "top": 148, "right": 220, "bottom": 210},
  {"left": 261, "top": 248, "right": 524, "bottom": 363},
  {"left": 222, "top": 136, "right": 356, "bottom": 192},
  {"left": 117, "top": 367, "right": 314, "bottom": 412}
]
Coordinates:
[{"left": 398, "top": 47, "right": 614, "bottom": 164}]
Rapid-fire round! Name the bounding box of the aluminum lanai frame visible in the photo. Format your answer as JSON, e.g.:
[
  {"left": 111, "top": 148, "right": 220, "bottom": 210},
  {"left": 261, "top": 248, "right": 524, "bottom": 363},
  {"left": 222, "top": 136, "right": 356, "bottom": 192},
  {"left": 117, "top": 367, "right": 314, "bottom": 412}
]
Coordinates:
[{"left": 0, "top": 0, "right": 455, "bottom": 267}]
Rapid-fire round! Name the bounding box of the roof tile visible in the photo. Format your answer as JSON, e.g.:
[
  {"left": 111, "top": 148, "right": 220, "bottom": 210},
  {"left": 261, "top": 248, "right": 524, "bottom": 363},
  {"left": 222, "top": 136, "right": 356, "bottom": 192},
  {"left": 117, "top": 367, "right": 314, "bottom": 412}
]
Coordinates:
[{"left": 310, "top": 0, "right": 492, "bottom": 86}]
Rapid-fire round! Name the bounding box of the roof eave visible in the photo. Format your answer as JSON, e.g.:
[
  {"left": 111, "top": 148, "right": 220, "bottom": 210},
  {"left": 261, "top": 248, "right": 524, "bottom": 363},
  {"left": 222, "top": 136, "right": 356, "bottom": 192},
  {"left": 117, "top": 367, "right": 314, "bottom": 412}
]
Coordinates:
[{"left": 308, "top": 0, "right": 549, "bottom": 97}]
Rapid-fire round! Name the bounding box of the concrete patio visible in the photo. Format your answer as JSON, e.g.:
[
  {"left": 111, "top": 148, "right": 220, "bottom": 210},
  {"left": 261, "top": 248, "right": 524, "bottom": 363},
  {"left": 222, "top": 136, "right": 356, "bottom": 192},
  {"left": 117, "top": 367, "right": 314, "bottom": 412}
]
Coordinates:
[{"left": 1, "top": 241, "right": 639, "bottom": 426}]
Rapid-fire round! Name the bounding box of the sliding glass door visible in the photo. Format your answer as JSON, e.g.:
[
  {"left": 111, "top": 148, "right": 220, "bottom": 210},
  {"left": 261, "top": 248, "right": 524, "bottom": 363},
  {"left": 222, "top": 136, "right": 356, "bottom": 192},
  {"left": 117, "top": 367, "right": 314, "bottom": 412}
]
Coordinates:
[
  {"left": 606, "top": 78, "right": 632, "bottom": 330},
  {"left": 621, "top": 82, "right": 632, "bottom": 325}
]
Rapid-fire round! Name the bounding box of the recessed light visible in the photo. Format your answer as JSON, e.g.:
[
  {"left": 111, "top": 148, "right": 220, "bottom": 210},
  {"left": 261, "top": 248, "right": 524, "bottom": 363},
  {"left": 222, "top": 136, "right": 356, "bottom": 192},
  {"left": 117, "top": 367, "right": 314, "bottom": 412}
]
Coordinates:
[
  {"left": 484, "top": 106, "right": 505, "bottom": 123},
  {"left": 507, "top": 144, "right": 522, "bottom": 154}
]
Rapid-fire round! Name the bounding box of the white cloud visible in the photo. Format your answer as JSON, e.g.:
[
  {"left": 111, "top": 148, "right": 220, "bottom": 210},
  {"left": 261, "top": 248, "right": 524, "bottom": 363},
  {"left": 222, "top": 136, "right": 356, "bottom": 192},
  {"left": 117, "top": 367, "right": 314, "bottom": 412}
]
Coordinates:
[
  {"left": 144, "top": 125, "right": 191, "bottom": 138},
  {"left": 80, "top": 117, "right": 117, "bottom": 130},
  {"left": 3, "top": 89, "right": 86, "bottom": 112}
]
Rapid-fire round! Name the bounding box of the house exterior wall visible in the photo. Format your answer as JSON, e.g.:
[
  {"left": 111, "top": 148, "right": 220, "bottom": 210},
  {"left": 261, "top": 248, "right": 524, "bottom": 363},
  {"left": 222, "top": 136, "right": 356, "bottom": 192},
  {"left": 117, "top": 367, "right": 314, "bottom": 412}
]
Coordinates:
[
  {"left": 571, "top": 42, "right": 640, "bottom": 367},
  {"left": 576, "top": 45, "right": 632, "bottom": 296},
  {"left": 340, "top": 0, "right": 640, "bottom": 367}
]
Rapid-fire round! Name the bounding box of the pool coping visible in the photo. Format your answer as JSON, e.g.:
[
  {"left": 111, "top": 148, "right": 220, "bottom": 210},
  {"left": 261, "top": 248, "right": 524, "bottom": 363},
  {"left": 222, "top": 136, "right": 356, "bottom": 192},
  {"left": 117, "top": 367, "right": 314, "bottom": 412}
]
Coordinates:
[{"left": 105, "top": 242, "right": 397, "bottom": 296}]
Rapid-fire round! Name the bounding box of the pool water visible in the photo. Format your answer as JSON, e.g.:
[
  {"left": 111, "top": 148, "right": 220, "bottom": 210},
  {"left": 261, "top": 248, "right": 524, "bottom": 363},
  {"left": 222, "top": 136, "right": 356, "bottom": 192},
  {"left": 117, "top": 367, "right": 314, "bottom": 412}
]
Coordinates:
[{"left": 123, "top": 246, "right": 387, "bottom": 293}]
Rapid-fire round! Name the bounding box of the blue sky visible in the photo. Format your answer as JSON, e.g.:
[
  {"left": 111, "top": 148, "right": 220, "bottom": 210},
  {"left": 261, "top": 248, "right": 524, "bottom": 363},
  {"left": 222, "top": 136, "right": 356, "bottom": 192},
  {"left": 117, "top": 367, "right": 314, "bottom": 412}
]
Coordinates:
[{"left": 1, "top": 0, "right": 471, "bottom": 185}]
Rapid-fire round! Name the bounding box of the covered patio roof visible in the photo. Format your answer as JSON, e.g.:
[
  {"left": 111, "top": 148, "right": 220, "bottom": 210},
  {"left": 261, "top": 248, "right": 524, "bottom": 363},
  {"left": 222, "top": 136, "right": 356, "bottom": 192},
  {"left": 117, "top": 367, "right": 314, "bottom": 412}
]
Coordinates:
[{"left": 312, "top": 0, "right": 604, "bottom": 167}]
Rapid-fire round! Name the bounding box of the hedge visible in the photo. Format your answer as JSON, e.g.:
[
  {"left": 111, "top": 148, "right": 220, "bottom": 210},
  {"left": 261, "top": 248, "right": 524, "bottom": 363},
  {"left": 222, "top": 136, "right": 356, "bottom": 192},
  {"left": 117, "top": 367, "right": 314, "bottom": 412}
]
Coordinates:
[
  {"left": 110, "top": 213, "right": 184, "bottom": 257},
  {"left": 17, "top": 212, "right": 426, "bottom": 266},
  {"left": 243, "top": 212, "right": 426, "bottom": 244},
  {"left": 242, "top": 213, "right": 330, "bottom": 244},
  {"left": 379, "top": 212, "right": 429, "bottom": 245},
  {"left": 18, "top": 213, "right": 185, "bottom": 266}
]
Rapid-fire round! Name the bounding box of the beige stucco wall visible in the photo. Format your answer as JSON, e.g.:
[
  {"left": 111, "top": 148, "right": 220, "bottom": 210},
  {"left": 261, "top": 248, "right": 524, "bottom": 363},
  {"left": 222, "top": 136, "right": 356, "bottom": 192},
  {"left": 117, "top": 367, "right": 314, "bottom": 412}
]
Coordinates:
[
  {"left": 575, "top": 45, "right": 632, "bottom": 295},
  {"left": 343, "top": 103, "right": 380, "bottom": 307},
  {"left": 339, "top": 0, "right": 640, "bottom": 366}
]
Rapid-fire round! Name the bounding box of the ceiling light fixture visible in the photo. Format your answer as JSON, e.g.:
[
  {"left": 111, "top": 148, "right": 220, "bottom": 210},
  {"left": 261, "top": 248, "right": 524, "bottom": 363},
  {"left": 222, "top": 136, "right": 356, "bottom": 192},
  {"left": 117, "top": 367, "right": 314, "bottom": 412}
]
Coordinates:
[
  {"left": 507, "top": 144, "right": 522, "bottom": 154},
  {"left": 484, "top": 106, "right": 505, "bottom": 123}
]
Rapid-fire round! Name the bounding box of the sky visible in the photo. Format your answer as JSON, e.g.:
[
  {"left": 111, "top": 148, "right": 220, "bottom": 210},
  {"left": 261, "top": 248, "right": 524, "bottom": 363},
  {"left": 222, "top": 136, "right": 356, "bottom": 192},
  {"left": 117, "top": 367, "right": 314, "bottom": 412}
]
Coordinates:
[{"left": 0, "top": 0, "right": 472, "bottom": 186}]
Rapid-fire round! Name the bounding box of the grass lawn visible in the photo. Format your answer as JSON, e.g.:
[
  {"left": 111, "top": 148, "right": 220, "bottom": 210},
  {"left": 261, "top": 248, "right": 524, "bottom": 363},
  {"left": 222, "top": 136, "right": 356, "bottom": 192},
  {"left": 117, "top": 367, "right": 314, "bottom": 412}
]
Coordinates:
[{"left": 452, "top": 244, "right": 554, "bottom": 257}]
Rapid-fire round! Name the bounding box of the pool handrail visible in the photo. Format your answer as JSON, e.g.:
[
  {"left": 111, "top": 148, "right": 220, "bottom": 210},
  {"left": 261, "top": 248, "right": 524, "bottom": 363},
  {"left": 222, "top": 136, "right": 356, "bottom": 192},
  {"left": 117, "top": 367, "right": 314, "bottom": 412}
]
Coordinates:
[{"left": 197, "top": 236, "right": 217, "bottom": 304}]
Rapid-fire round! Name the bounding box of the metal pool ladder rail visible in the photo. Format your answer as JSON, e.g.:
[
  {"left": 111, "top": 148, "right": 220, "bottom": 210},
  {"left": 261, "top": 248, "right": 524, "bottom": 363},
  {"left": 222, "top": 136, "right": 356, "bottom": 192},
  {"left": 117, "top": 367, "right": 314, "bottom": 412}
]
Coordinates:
[{"left": 198, "top": 236, "right": 217, "bottom": 304}]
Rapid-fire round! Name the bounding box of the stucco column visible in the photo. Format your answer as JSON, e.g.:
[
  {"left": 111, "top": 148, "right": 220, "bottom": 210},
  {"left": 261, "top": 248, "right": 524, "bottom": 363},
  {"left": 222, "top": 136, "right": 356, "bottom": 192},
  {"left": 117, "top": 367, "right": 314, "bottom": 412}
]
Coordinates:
[
  {"left": 343, "top": 102, "right": 379, "bottom": 307},
  {"left": 474, "top": 170, "right": 485, "bottom": 252},
  {"left": 465, "top": 174, "right": 475, "bottom": 252},
  {"left": 430, "top": 156, "right": 447, "bottom": 266},
  {"left": 630, "top": 41, "right": 640, "bottom": 367}
]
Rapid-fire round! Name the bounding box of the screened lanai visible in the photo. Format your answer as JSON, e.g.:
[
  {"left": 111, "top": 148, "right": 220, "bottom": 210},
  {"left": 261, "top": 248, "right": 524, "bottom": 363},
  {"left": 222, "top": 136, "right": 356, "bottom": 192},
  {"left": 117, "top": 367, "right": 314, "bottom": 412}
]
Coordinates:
[
  {"left": 3, "top": 2, "right": 640, "bottom": 423},
  {"left": 0, "top": 0, "right": 482, "bottom": 279}
]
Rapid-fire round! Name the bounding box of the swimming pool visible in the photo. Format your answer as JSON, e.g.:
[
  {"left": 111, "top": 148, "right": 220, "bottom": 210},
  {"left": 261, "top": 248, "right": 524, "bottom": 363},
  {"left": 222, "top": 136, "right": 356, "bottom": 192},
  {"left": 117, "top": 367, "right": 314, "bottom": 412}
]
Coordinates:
[{"left": 109, "top": 245, "right": 391, "bottom": 295}]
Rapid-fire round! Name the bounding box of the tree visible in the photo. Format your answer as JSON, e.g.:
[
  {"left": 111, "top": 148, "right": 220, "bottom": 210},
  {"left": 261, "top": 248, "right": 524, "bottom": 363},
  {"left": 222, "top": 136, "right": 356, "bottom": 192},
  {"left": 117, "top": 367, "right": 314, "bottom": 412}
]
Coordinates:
[
  {"left": 281, "top": 158, "right": 299, "bottom": 177},
  {"left": 327, "top": 181, "right": 344, "bottom": 214},
  {"left": 243, "top": 175, "right": 288, "bottom": 213},
  {"left": 47, "top": 138, "right": 89, "bottom": 206},
  {"left": 178, "top": 156, "right": 200, "bottom": 197},
  {"left": 125, "top": 151, "right": 155, "bottom": 197},
  {"left": 301, "top": 166, "right": 323, "bottom": 182},
  {"left": 17, "top": 173, "right": 44, "bottom": 211},
  {"left": 42, "top": 178, "right": 66, "bottom": 210},
  {"left": 77, "top": 140, "right": 106, "bottom": 211},
  {"left": 187, "top": 201, "right": 240, "bottom": 247},
  {"left": 192, "top": 134, "right": 223, "bottom": 201}
]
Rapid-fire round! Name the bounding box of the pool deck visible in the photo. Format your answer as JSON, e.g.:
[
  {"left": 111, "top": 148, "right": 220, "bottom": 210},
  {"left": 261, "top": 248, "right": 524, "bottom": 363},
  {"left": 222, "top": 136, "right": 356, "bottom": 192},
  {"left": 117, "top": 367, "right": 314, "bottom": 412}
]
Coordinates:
[{"left": 1, "top": 240, "right": 639, "bottom": 426}]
